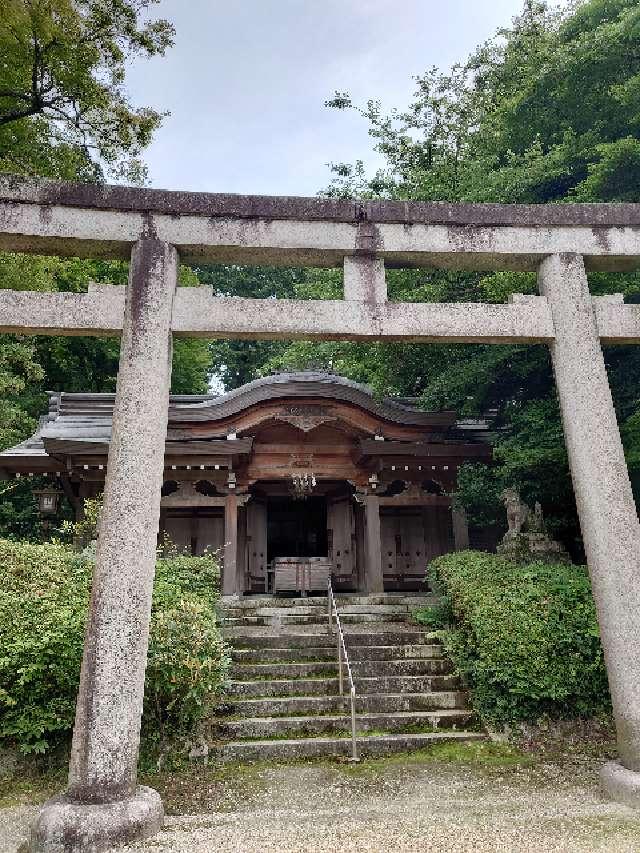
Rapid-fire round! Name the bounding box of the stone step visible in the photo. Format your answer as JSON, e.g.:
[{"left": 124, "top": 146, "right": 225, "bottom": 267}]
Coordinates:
[
  {"left": 356, "top": 674, "right": 461, "bottom": 693},
  {"left": 348, "top": 644, "right": 444, "bottom": 661},
  {"left": 222, "top": 603, "right": 425, "bottom": 619},
  {"left": 338, "top": 604, "right": 421, "bottom": 615},
  {"left": 343, "top": 629, "right": 437, "bottom": 644},
  {"left": 351, "top": 659, "right": 452, "bottom": 677},
  {"left": 221, "top": 709, "right": 475, "bottom": 740},
  {"left": 227, "top": 673, "right": 461, "bottom": 698},
  {"left": 217, "top": 596, "right": 478, "bottom": 763},
  {"left": 230, "top": 657, "right": 451, "bottom": 680},
  {"left": 227, "top": 678, "right": 340, "bottom": 698},
  {"left": 222, "top": 613, "right": 411, "bottom": 627},
  {"left": 220, "top": 596, "right": 328, "bottom": 609},
  {"left": 227, "top": 690, "right": 470, "bottom": 717},
  {"left": 225, "top": 630, "right": 436, "bottom": 647},
  {"left": 228, "top": 606, "right": 329, "bottom": 618},
  {"left": 231, "top": 646, "right": 338, "bottom": 663},
  {"left": 231, "top": 661, "right": 338, "bottom": 679},
  {"left": 217, "top": 730, "right": 486, "bottom": 763},
  {"left": 231, "top": 643, "right": 444, "bottom": 663},
  {"left": 220, "top": 595, "right": 437, "bottom": 610}
]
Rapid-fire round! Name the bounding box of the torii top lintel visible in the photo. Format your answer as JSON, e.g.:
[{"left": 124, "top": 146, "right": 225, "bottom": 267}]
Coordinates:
[
  {"left": 0, "top": 174, "right": 639, "bottom": 270},
  {"left": 1, "top": 174, "right": 640, "bottom": 345}
]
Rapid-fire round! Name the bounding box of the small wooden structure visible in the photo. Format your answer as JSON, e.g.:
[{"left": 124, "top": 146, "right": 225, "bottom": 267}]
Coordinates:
[
  {"left": 271, "top": 556, "right": 333, "bottom": 595},
  {"left": 0, "top": 372, "right": 492, "bottom": 595}
]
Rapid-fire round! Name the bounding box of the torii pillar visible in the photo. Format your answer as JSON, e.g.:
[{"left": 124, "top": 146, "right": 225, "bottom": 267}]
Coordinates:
[
  {"left": 539, "top": 253, "right": 640, "bottom": 806},
  {"left": 30, "top": 239, "right": 177, "bottom": 851}
]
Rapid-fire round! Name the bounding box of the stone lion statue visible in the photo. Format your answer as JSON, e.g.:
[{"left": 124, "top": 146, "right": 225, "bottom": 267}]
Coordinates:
[
  {"left": 498, "top": 487, "right": 569, "bottom": 563},
  {"left": 500, "top": 488, "right": 529, "bottom": 537}
]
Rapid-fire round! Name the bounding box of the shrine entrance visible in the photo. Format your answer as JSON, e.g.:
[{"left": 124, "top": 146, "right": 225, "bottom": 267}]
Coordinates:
[
  {"left": 244, "top": 482, "right": 361, "bottom": 595},
  {"left": 267, "top": 496, "right": 328, "bottom": 561}
]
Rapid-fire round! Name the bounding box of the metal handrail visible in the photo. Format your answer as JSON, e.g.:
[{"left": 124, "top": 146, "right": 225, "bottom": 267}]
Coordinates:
[{"left": 327, "top": 575, "right": 359, "bottom": 762}]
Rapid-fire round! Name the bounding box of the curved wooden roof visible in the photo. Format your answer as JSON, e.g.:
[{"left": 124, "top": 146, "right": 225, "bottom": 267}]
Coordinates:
[
  {"left": 168, "top": 372, "right": 456, "bottom": 427},
  {"left": 0, "top": 372, "right": 493, "bottom": 472}
]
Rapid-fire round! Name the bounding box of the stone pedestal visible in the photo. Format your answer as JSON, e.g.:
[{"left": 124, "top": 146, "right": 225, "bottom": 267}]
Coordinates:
[
  {"left": 601, "top": 762, "right": 640, "bottom": 808},
  {"left": 539, "top": 253, "right": 640, "bottom": 800},
  {"left": 30, "top": 239, "right": 178, "bottom": 851},
  {"left": 28, "top": 788, "right": 163, "bottom": 853}
]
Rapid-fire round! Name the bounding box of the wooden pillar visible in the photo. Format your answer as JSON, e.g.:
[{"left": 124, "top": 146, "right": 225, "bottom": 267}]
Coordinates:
[
  {"left": 223, "top": 493, "right": 239, "bottom": 596},
  {"left": 354, "top": 501, "right": 366, "bottom": 592},
  {"left": 236, "top": 504, "right": 247, "bottom": 596},
  {"left": 188, "top": 512, "right": 198, "bottom": 556},
  {"left": 69, "top": 481, "right": 88, "bottom": 551},
  {"left": 452, "top": 506, "right": 470, "bottom": 551},
  {"left": 76, "top": 481, "right": 89, "bottom": 521},
  {"left": 422, "top": 506, "right": 438, "bottom": 563},
  {"left": 158, "top": 508, "right": 167, "bottom": 554},
  {"left": 364, "top": 494, "right": 384, "bottom": 594}
]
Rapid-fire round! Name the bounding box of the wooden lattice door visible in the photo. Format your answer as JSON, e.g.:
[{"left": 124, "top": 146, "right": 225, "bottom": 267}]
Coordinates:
[
  {"left": 327, "top": 495, "right": 356, "bottom": 589},
  {"left": 246, "top": 498, "right": 268, "bottom": 592}
]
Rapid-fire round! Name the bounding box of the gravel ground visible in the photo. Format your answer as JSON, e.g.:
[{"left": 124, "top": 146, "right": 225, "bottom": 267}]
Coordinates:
[
  {"left": 0, "top": 804, "right": 37, "bottom": 853},
  {"left": 4, "top": 758, "right": 640, "bottom": 853}
]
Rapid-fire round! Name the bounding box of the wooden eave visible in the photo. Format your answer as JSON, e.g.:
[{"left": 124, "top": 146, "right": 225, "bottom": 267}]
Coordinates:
[
  {"left": 0, "top": 458, "right": 61, "bottom": 475},
  {"left": 357, "top": 439, "right": 491, "bottom": 462},
  {"left": 166, "top": 374, "right": 458, "bottom": 429},
  {"left": 41, "top": 436, "right": 253, "bottom": 459}
]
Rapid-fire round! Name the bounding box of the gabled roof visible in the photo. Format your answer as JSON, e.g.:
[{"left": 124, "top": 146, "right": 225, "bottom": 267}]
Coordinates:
[{"left": 0, "top": 372, "right": 490, "bottom": 472}]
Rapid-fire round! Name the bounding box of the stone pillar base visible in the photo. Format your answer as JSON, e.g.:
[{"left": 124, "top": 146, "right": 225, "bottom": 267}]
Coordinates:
[
  {"left": 600, "top": 761, "right": 640, "bottom": 808},
  {"left": 27, "top": 786, "right": 163, "bottom": 852}
]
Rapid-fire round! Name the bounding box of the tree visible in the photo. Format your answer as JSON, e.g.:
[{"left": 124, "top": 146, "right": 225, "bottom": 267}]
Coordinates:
[
  {"left": 0, "top": 2, "right": 214, "bottom": 539},
  {"left": 196, "top": 265, "right": 309, "bottom": 389},
  {"left": 0, "top": 0, "right": 174, "bottom": 182}
]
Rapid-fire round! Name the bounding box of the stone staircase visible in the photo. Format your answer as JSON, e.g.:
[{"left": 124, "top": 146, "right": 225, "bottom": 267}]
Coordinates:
[{"left": 212, "top": 594, "right": 484, "bottom": 761}]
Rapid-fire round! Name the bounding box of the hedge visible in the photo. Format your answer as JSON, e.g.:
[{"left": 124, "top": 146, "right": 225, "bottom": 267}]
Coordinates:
[
  {"left": 0, "top": 539, "right": 229, "bottom": 754},
  {"left": 416, "top": 551, "right": 611, "bottom": 725}
]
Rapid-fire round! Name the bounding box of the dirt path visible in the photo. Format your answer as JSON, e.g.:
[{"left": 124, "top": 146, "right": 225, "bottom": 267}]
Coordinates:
[{"left": 5, "top": 750, "right": 640, "bottom": 852}]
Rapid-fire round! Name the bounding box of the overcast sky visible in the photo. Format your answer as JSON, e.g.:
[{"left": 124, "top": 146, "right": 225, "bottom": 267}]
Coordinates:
[{"left": 125, "top": 0, "right": 525, "bottom": 197}]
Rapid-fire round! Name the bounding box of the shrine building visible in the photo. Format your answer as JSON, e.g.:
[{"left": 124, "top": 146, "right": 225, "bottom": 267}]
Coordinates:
[{"left": 0, "top": 372, "right": 493, "bottom": 596}]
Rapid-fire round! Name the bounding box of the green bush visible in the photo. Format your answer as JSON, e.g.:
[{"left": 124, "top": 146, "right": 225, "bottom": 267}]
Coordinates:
[
  {"left": 0, "top": 539, "right": 228, "bottom": 754},
  {"left": 413, "top": 598, "right": 453, "bottom": 631},
  {"left": 417, "top": 551, "right": 610, "bottom": 725}
]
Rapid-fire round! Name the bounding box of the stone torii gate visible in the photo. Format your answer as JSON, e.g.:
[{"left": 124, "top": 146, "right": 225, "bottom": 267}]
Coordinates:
[{"left": 2, "top": 176, "right": 640, "bottom": 850}]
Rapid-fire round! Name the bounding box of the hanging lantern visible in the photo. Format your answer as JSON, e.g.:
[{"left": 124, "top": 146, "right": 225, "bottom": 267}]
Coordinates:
[
  {"left": 33, "top": 487, "right": 62, "bottom": 515},
  {"left": 289, "top": 472, "right": 316, "bottom": 501}
]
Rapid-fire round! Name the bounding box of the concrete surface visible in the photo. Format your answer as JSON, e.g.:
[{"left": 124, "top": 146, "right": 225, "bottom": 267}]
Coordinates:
[{"left": 28, "top": 239, "right": 178, "bottom": 851}]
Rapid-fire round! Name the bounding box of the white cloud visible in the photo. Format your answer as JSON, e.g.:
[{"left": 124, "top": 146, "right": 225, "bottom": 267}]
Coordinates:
[{"left": 125, "top": 0, "right": 524, "bottom": 195}]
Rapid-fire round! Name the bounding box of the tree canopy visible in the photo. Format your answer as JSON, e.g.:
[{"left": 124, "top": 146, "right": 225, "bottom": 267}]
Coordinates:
[{"left": 0, "top": 0, "right": 174, "bottom": 182}]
